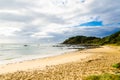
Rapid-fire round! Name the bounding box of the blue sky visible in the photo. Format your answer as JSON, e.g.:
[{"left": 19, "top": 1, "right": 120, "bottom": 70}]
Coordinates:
[
  {"left": 80, "top": 21, "right": 103, "bottom": 26},
  {"left": 0, "top": 0, "right": 120, "bottom": 43}
]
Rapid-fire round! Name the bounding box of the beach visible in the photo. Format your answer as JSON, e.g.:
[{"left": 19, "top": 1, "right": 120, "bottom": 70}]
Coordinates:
[{"left": 0, "top": 45, "right": 120, "bottom": 80}]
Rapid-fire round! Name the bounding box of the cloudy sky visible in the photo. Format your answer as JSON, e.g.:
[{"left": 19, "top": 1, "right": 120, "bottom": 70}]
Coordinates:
[{"left": 0, "top": 0, "right": 120, "bottom": 43}]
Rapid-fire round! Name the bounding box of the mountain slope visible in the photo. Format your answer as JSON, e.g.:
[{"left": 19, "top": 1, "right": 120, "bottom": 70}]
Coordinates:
[
  {"left": 62, "top": 31, "right": 120, "bottom": 45},
  {"left": 62, "top": 36, "right": 101, "bottom": 44},
  {"left": 100, "top": 31, "right": 120, "bottom": 45}
]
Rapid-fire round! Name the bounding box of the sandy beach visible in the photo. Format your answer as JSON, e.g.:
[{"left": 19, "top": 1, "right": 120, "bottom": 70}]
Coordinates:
[
  {"left": 0, "top": 46, "right": 120, "bottom": 80},
  {"left": 0, "top": 47, "right": 93, "bottom": 74}
]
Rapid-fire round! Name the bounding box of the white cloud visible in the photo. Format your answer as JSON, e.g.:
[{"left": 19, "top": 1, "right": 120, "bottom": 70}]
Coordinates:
[
  {"left": 31, "top": 32, "right": 54, "bottom": 39},
  {"left": 31, "top": 23, "right": 71, "bottom": 39},
  {"left": 0, "top": 27, "right": 20, "bottom": 36},
  {"left": 0, "top": 9, "right": 25, "bottom": 15},
  {"left": 0, "top": 0, "right": 120, "bottom": 43}
]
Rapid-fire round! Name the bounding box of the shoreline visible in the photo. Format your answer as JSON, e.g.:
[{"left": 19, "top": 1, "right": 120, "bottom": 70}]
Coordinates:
[
  {"left": 0, "top": 47, "right": 95, "bottom": 74},
  {"left": 0, "top": 50, "right": 74, "bottom": 65},
  {"left": 0, "top": 50, "right": 77, "bottom": 66}
]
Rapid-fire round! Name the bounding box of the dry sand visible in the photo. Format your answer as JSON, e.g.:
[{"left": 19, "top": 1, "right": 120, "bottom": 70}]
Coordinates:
[{"left": 0, "top": 46, "right": 120, "bottom": 80}]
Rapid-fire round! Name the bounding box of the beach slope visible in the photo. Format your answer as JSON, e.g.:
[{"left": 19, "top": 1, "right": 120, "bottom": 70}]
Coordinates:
[{"left": 0, "top": 46, "right": 120, "bottom": 80}]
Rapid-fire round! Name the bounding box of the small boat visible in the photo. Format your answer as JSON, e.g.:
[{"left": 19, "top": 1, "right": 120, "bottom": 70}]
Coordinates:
[{"left": 24, "top": 45, "right": 28, "bottom": 47}]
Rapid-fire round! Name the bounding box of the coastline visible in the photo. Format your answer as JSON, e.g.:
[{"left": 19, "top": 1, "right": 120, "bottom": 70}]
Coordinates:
[
  {"left": 0, "top": 48, "right": 92, "bottom": 74},
  {"left": 0, "top": 45, "right": 120, "bottom": 79}
]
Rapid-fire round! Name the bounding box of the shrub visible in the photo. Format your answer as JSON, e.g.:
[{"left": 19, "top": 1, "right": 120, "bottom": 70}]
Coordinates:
[
  {"left": 112, "top": 63, "right": 120, "bottom": 69},
  {"left": 84, "top": 74, "right": 120, "bottom": 80},
  {"left": 84, "top": 75, "right": 100, "bottom": 80}
]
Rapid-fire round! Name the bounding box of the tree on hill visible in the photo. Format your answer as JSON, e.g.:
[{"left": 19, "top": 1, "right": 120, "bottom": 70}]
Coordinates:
[
  {"left": 62, "top": 31, "right": 120, "bottom": 45},
  {"left": 63, "top": 36, "right": 101, "bottom": 44},
  {"left": 100, "top": 31, "right": 120, "bottom": 45}
]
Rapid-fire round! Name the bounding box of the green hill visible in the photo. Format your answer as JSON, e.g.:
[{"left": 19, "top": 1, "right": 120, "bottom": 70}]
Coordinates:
[
  {"left": 62, "top": 36, "right": 101, "bottom": 44},
  {"left": 62, "top": 31, "right": 120, "bottom": 45},
  {"left": 100, "top": 31, "right": 120, "bottom": 45}
]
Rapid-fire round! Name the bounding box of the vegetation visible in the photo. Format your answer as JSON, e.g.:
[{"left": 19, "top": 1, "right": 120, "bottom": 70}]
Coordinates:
[
  {"left": 84, "top": 74, "right": 120, "bottom": 80},
  {"left": 62, "top": 36, "right": 101, "bottom": 44},
  {"left": 112, "top": 63, "right": 120, "bottom": 69},
  {"left": 100, "top": 31, "right": 120, "bottom": 45},
  {"left": 62, "top": 31, "right": 120, "bottom": 45}
]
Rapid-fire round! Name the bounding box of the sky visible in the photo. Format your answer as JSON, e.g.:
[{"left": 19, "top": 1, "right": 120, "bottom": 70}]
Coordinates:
[{"left": 0, "top": 0, "right": 120, "bottom": 43}]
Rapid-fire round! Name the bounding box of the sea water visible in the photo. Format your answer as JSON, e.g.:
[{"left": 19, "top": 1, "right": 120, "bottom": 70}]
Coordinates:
[{"left": 0, "top": 43, "right": 84, "bottom": 65}]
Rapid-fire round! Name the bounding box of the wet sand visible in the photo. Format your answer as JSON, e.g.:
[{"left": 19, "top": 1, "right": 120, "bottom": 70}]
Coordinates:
[{"left": 0, "top": 46, "right": 120, "bottom": 80}]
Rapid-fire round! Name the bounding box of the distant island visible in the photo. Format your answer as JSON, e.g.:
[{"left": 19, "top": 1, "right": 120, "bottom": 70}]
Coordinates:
[{"left": 63, "top": 31, "right": 120, "bottom": 45}]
